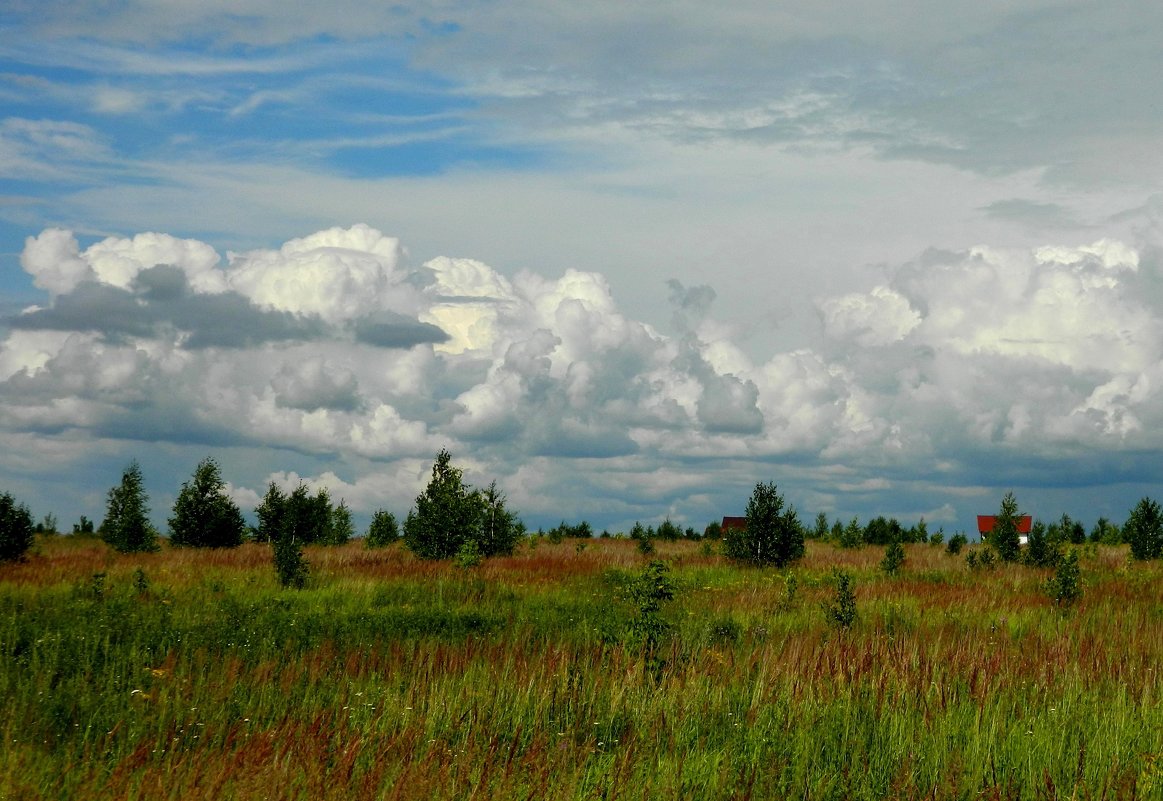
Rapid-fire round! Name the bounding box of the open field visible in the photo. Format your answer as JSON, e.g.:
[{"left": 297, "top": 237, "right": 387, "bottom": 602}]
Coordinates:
[{"left": 1, "top": 536, "right": 1161, "bottom": 800}]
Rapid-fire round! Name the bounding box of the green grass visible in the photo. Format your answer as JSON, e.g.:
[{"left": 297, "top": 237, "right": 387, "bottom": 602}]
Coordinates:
[{"left": 0, "top": 537, "right": 1160, "bottom": 799}]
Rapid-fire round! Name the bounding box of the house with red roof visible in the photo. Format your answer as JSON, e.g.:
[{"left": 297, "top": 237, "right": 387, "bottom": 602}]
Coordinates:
[{"left": 977, "top": 515, "right": 1033, "bottom": 546}]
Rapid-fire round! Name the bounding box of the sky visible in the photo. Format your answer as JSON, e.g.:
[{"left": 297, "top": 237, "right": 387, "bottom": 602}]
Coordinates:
[{"left": 3, "top": 1, "right": 1163, "bottom": 537}]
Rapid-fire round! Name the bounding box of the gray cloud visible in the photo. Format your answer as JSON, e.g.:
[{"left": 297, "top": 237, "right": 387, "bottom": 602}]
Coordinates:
[
  {"left": 7, "top": 265, "right": 328, "bottom": 347},
  {"left": 352, "top": 310, "right": 449, "bottom": 348}
]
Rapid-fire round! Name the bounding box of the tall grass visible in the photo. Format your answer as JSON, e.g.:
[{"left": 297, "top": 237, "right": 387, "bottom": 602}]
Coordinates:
[{"left": 1, "top": 537, "right": 1160, "bottom": 799}]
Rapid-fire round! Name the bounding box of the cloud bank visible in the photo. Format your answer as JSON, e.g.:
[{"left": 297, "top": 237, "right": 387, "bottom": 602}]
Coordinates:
[{"left": 3, "top": 224, "right": 1162, "bottom": 532}]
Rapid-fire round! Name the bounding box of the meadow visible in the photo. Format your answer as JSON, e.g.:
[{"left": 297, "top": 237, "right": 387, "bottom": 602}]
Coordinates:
[{"left": 0, "top": 535, "right": 1160, "bottom": 800}]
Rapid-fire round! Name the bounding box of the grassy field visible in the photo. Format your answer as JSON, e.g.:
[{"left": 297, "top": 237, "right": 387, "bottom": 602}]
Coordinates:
[{"left": 1, "top": 536, "right": 1160, "bottom": 800}]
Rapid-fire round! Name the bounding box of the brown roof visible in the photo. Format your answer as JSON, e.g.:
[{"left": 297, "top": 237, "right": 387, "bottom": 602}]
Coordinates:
[
  {"left": 721, "top": 516, "right": 747, "bottom": 531},
  {"left": 976, "top": 515, "right": 1033, "bottom": 534}
]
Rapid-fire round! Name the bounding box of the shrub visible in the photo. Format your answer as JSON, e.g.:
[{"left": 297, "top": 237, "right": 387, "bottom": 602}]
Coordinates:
[
  {"left": 0, "top": 491, "right": 34, "bottom": 562},
  {"left": 839, "top": 517, "right": 863, "bottom": 548},
  {"left": 403, "top": 451, "right": 522, "bottom": 560},
  {"left": 454, "top": 539, "right": 483, "bottom": 569},
  {"left": 823, "top": 570, "right": 857, "bottom": 629},
  {"left": 272, "top": 528, "right": 308, "bottom": 589},
  {"left": 1023, "top": 520, "right": 1060, "bottom": 568},
  {"left": 365, "top": 509, "right": 399, "bottom": 548},
  {"left": 946, "top": 533, "right": 967, "bottom": 555},
  {"left": 990, "top": 492, "right": 1023, "bottom": 563},
  {"left": 625, "top": 560, "right": 677, "bottom": 650},
  {"left": 324, "top": 499, "right": 355, "bottom": 546},
  {"left": 1046, "top": 548, "right": 1082, "bottom": 608},
  {"left": 724, "top": 481, "right": 803, "bottom": 567},
  {"left": 1126, "top": 497, "right": 1163, "bottom": 561},
  {"left": 168, "top": 457, "right": 245, "bottom": 548},
  {"left": 881, "top": 540, "right": 905, "bottom": 575}
]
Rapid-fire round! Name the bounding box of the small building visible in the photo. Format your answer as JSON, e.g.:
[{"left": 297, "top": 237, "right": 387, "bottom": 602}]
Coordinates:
[
  {"left": 976, "top": 515, "right": 1033, "bottom": 546},
  {"left": 721, "top": 516, "right": 747, "bottom": 534}
]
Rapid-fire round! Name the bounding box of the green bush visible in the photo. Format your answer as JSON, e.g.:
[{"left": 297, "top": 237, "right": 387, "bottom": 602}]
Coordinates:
[
  {"left": 101, "top": 460, "right": 158, "bottom": 553},
  {"left": 724, "top": 481, "right": 803, "bottom": 567},
  {"left": 365, "top": 509, "right": 399, "bottom": 548},
  {"left": 945, "top": 533, "right": 967, "bottom": 555},
  {"left": 881, "top": 540, "right": 905, "bottom": 575},
  {"left": 1046, "top": 548, "right": 1082, "bottom": 608},
  {"left": 823, "top": 570, "right": 857, "bottom": 629},
  {"left": 168, "top": 457, "right": 245, "bottom": 548},
  {"left": 1126, "top": 497, "right": 1163, "bottom": 561},
  {"left": 0, "top": 491, "right": 34, "bottom": 562}
]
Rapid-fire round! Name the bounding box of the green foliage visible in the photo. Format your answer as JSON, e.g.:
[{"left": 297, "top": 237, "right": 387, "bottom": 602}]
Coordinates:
[
  {"left": 966, "top": 547, "right": 996, "bottom": 571},
  {"left": 477, "top": 482, "right": 523, "bottom": 556},
  {"left": 823, "top": 570, "right": 857, "bottom": 629},
  {"left": 702, "top": 520, "right": 722, "bottom": 540},
  {"left": 324, "top": 499, "right": 355, "bottom": 546},
  {"left": 272, "top": 527, "right": 308, "bottom": 589},
  {"left": 403, "top": 451, "right": 521, "bottom": 560},
  {"left": 1023, "top": 520, "right": 1060, "bottom": 568},
  {"left": 0, "top": 491, "right": 34, "bottom": 562},
  {"left": 863, "top": 516, "right": 903, "bottom": 546},
  {"left": 254, "top": 483, "right": 338, "bottom": 546},
  {"left": 911, "top": 517, "right": 929, "bottom": 544},
  {"left": 1046, "top": 548, "right": 1082, "bottom": 608},
  {"left": 71, "top": 515, "right": 95, "bottom": 535},
  {"left": 881, "top": 540, "right": 905, "bottom": 576},
  {"left": 929, "top": 529, "right": 945, "bottom": 546},
  {"left": 990, "top": 491, "right": 1023, "bottom": 563},
  {"left": 548, "top": 520, "right": 593, "bottom": 539},
  {"left": 453, "top": 539, "right": 483, "bottom": 569},
  {"left": 168, "top": 458, "right": 245, "bottom": 548},
  {"left": 636, "top": 534, "right": 656, "bottom": 556},
  {"left": 35, "top": 513, "right": 58, "bottom": 535},
  {"left": 655, "top": 518, "right": 682, "bottom": 541},
  {"left": 1126, "top": 496, "right": 1163, "bottom": 560},
  {"left": 839, "top": 517, "right": 863, "bottom": 548},
  {"left": 625, "top": 560, "right": 677, "bottom": 650},
  {"left": 405, "top": 449, "right": 482, "bottom": 559},
  {"left": 101, "top": 460, "right": 158, "bottom": 553},
  {"left": 811, "top": 511, "right": 829, "bottom": 540},
  {"left": 253, "top": 483, "right": 285, "bottom": 544},
  {"left": 945, "top": 532, "right": 967, "bottom": 555},
  {"left": 1089, "top": 516, "right": 1121, "bottom": 545},
  {"left": 776, "top": 571, "right": 798, "bottom": 611},
  {"left": 724, "top": 481, "right": 803, "bottom": 567},
  {"left": 365, "top": 509, "right": 399, "bottom": 548}
]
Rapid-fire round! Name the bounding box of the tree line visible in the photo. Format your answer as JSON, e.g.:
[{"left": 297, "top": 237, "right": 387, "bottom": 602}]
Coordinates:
[{"left": 2, "top": 454, "right": 1161, "bottom": 580}]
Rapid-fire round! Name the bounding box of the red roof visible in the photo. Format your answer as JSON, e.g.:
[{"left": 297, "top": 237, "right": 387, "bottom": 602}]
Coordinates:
[
  {"left": 721, "top": 516, "right": 747, "bottom": 532},
  {"left": 976, "top": 515, "right": 1033, "bottom": 535}
]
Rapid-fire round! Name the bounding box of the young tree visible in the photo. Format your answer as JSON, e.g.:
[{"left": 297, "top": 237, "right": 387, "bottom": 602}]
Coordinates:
[
  {"left": 881, "top": 540, "right": 905, "bottom": 575},
  {"left": 253, "top": 482, "right": 286, "bottom": 543},
  {"left": 0, "top": 491, "right": 34, "bottom": 562},
  {"left": 324, "top": 499, "right": 355, "bottom": 546},
  {"left": 1126, "top": 496, "right": 1163, "bottom": 561},
  {"left": 102, "top": 460, "right": 158, "bottom": 553},
  {"left": 365, "top": 509, "right": 399, "bottom": 548},
  {"left": 168, "top": 458, "right": 245, "bottom": 548},
  {"left": 1023, "top": 520, "right": 1059, "bottom": 568},
  {"left": 724, "top": 481, "right": 803, "bottom": 567},
  {"left": 1046, "top": 548, "right": 1082, "bottom": 608},
  {"left": 811, "top": 512, "right": 830, "bottom": 540},
  {"left": 839, "top": 517, "right": 863, "bottom": 549},
  {"left": 404, "top": 449, "right": 484, "bottom": 560},
  {"left": 476, "top": 481, "right": 523, "bottom": 556},
  {"left": 272, "top": 525, "right": 309, "bottom": 589},
  {"left": 823, "top": 570, "right": 857, "bottom": 629},
  {"left": 990, "top": 491, "right": 1022, "bottom": 563}
]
